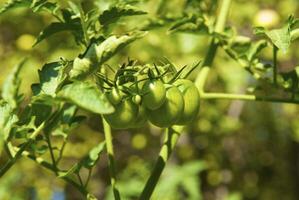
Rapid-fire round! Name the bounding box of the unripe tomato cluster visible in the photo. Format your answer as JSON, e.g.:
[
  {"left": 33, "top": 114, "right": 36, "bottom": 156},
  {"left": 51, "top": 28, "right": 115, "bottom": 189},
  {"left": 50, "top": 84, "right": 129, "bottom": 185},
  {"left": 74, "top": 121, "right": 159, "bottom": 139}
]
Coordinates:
[{"left": 103, "top": 63, "right": 200, "bottom": 129}]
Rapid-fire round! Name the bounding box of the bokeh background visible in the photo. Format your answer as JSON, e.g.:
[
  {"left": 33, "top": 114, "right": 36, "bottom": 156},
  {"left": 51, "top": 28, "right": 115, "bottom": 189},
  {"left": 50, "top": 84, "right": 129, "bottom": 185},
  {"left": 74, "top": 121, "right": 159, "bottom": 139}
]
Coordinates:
[{"left": 1, "top": 0, "right": 299, "bottom": 199}]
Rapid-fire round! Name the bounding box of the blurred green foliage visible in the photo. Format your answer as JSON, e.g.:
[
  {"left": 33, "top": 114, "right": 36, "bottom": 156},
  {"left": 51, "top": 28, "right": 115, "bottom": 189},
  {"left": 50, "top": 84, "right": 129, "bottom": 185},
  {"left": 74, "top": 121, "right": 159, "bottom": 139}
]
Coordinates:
[{"left": 1, "top": 0, "right": 299, "bottom": 200}]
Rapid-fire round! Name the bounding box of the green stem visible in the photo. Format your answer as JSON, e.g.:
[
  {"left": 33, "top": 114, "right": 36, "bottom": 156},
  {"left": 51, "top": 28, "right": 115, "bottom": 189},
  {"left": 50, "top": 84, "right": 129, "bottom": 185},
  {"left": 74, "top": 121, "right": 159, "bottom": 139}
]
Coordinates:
[
  {"left": 12, "top": 146, "right": 89, "bottom": 196},
  {"left": 195, "top": 0, "right": 232, "bottom": 92},
  {"left": 273, "top": 45, "right": 278, "bottom": 86},
  {"left": 0, "top": 122, "right": 45, "bottom": 178},
  {"left": 102, "top": 117, "right": 121, "bottom": 200},
  {"left": 139, "top": 126, "right": 183, "bottom": 200},
  {"left": 201, "top": 92, "right": 299, "bottom": 104},
  {"left": 45, "top": 134, "right": 58, "bottom": 175},
  {"left": 56, "top": 139, "right": 67, "bottom": 165},
  {"left": 85, "top": 168, "right": 92, "bottom": 188}
]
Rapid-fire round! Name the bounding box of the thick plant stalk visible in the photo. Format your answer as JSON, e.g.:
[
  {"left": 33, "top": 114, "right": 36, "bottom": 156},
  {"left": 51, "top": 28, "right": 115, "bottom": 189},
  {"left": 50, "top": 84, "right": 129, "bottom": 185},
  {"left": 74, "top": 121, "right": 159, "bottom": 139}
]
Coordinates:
[
  {"left": 0, "top": 122, "right": 45, "bottom": 177},
  {"left": 201, "top": 92, "right": 299, "bottom": 103},
  {"left": 102, "top": 117, "right": 121, "bottom": 200},
  {"left": 195, "top": 0, "right": 232, "bottom": 92},
  {"left": 139, "top": 126, "right": 183, "bottom": 200}
]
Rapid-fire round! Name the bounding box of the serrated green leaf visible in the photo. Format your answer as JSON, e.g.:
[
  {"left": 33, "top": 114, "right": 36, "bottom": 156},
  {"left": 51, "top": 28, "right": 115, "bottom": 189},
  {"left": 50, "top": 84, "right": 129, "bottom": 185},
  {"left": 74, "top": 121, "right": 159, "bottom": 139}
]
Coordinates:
[
  {"left": 1, "top": 59, "right": 25, "bottom": 109},
  {"left": 253, "top": 26, "right": 266, "bottom": 35},
  {"left": 58, "top": 163, "right": 81, "bottom": 178},
  {"left": 0, "top": 101, "right": 18, "bottom": 141},
  {"left": 0, "top": 0, "right": 31, "bottom": 14},
  {"left": 81, "top": 141, "right": 106, "bottom": 169},
  {"left": 34, "top": 20, "right": 83, "bottom": 46},
  {"left": 30, "top": 0, "right": 58, "bottom": 13},
  {"left": 266, "top": 25, "right": 291, "bottom": 53},
  {"left": 52, "top": 105, "right": 83, "bottom": 138},
  {"left": 168, "top": 14, "right": 210, "bottom": 34},
  {"left": 30, "top": 103, "right": 52, "bottom": 126},
  {"left": 99, "top": 5, "right": 146, "bottom": 27},
  {"left": 0, "top": 0, "right": 59, "bottom": 15},
  {"left": 58, "top": 142, "right": 105, "bottom": 178},
  {"left": 58, "top": 81, "right": 114, "bottom": 114},
  {"left": 247, "top": 40, "right": 268, "bottom": 61},
  {"left": 69, "top": 31, "right": 146, "bottom": 79},
  {"left": 31, "top": 61, "right": 67, "bottom": 97},
  {"left": 254, "top": 23, "right": 291, "bottom": 53}
]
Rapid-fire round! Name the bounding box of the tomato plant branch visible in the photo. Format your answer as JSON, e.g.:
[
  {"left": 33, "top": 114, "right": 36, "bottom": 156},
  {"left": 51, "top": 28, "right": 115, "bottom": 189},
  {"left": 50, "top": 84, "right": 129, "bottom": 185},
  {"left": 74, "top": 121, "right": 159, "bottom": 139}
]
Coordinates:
[
  {"left": 11, "top": 146, "right": 90, "bottom": 196},
  {"left": 102, "top": 117, "right": 121, "bottom": 200},
  {"left": 273, "top": 45, "right": 278, "bottom": 86},
  {"left": 45, "top": 134, "right": 58, "bottom": 175},
  {"left": 56, "top": 139, "right": 67, "bottom": 165},
  {"left": 195, "top": 0, "right": 232, "bottom": 92},
  {"left": 0, "top": 122, "right": 45, "bottom": 178},
  {"left": 139, "top": 126, "right": 183, "bottom": 200},
  {"left": 201, "top": 92, "right": 299, "bottom": 104}
]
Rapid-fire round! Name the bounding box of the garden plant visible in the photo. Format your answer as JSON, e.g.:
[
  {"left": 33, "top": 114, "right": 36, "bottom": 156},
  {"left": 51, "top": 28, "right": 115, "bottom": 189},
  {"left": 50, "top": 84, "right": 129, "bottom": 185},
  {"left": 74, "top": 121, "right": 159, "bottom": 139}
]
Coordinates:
[{"left": 1, "top": 0, "right": 299, "bottom": 199}]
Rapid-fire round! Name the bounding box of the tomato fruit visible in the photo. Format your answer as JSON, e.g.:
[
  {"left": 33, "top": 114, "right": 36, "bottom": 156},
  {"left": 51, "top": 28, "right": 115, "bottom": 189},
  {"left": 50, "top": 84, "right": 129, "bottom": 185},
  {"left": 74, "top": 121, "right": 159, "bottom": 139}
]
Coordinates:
[
  {"left": 103, "top": 99, "right": 138, "bottom": 129},
  {"left": 106, "top": 87, "right": 123, "bottom": 105},
  {"left": 145, "top": 86, "right": 184, "bottom": 127},
  {"left": 132, "top": 95, "right": 142, "bottom": 105},
  {"left": 129, "top": 105, "right": 147, "bottom": 128},
  {"left": 174, "top": 79, "right": 200, "bottom": 125},
  {"left": 142, "top": 80, "right": 166, "bottom": 110}
]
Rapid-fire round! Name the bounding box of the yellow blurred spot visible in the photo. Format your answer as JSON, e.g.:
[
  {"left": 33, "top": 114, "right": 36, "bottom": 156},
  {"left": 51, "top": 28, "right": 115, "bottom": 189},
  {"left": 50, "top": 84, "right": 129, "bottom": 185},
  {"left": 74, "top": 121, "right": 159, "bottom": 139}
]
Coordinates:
[
  {"left": 16, "top": 34, "right": 36, "bottom": 50},
  {"left": 198, "top": 119, "right": 212, "bottom": 132},
  {"left": 207, "top": 170, "right": 222, "bottom": 186},
  {"left": 253, "top": 9, "right": 280, "bottom": 28},
  {"left": 177, "top": 145, "right": 194, "bottom": 160},
  {"left": 132, "top": 133, "right": 147, "bottom": 149}
]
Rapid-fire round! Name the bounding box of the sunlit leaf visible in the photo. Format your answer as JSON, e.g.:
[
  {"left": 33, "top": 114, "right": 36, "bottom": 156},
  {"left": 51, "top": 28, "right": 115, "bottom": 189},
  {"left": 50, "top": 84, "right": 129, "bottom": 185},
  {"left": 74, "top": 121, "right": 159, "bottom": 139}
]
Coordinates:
[
  {"left": 69, "top": 31, "right": 146, "bottom": 79},
  {"left": 81, "top": 141, "right": 106, "bottom": 169},
  {"left": 1, "top": 59, "right": 25, "bottom": 109},
  {"left": 99, "top": 5, "right": 146, "bottom": 27},
  {"left": 0, "top": 101, "right": 18, "bottom": 141},
  {"left": 31, "top": 61, "right": 67, "bottom": 97},
  {"left": 266, "top": 25, "right": 291, "bottom": 53},
  {"left": 34, "top": 21, "right": 82, "bottom": 46},
  {"left": 58, "top": 81, "right": 114, "bottom": 114},
  {"left": 0, "top": 0, "right": 31, "bottom": 14}
]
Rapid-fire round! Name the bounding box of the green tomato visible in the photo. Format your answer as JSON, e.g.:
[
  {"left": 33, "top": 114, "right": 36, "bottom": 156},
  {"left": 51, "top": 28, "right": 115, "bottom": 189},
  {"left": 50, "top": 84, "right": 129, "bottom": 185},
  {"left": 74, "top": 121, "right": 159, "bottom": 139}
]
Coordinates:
[
  {"left": 129, "top": 105, "right": 147, "bottom": 128},
  {"left": 142, "top": 80, "right": 166, "bottom": 110},
  {"left": 106, "top": 87, "right": 123, "bottom": 105},
  {"left": 174, "top": 79, "right": 200, "bottom": 125},
  {"left": 146, "top": 86, "right": 184, "bottom": 127},
  {"left": 132, "top": 95, "right": 142, "bottom": 105},
  {"left": 103, "top": 99, "right": 138, "bottom": 129}
]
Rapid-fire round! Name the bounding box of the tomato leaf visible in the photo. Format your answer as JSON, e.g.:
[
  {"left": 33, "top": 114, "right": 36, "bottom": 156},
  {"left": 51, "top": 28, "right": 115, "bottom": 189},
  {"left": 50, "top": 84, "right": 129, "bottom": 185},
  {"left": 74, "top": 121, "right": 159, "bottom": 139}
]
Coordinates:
[
  {"left": 58, "top": 141, "right": 106, "bottom": 178},
  {"left": 0, "top": 0, "right": 59, "bottom": 15},
  {"left": 266, "top": 25, "right": 291, "bottom": 53},
  {"left": 34, "top": 20, "right": 83, "bottom": 46},
  {"left": 58, "top": 163, "right": 81, "bottom": 178},
  {"left": 58, "top": 81, "right": 114, "bottom": 114},
  {"left": 70, "top": 31, "right": 146, "bottom": 79},
  {"left": 254, "top": 22, "right": 291, "bottom": 53},
  {"left": 81, "top": 141, "right": 106, "bottom": 169},
  {"left": 30, "top": 0, "right": 59, "bottom": 13},
  {"left": 0, "top": 0, "right": 31, "bottom": 14},
  {"left": 0, "top": 101, "right": 19, "bottom": 141},
  {"left": 168, "top": 14, "right": 210, "bottom": 34},
  {"left": 1, "top": 59, "right": 25, "bottom": 110},
  {"left": 99, "top": 5, "right": 146, "bottom": 27},
  {"left": 31, "top": 61, "right": 68, "bottom": 97}
]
